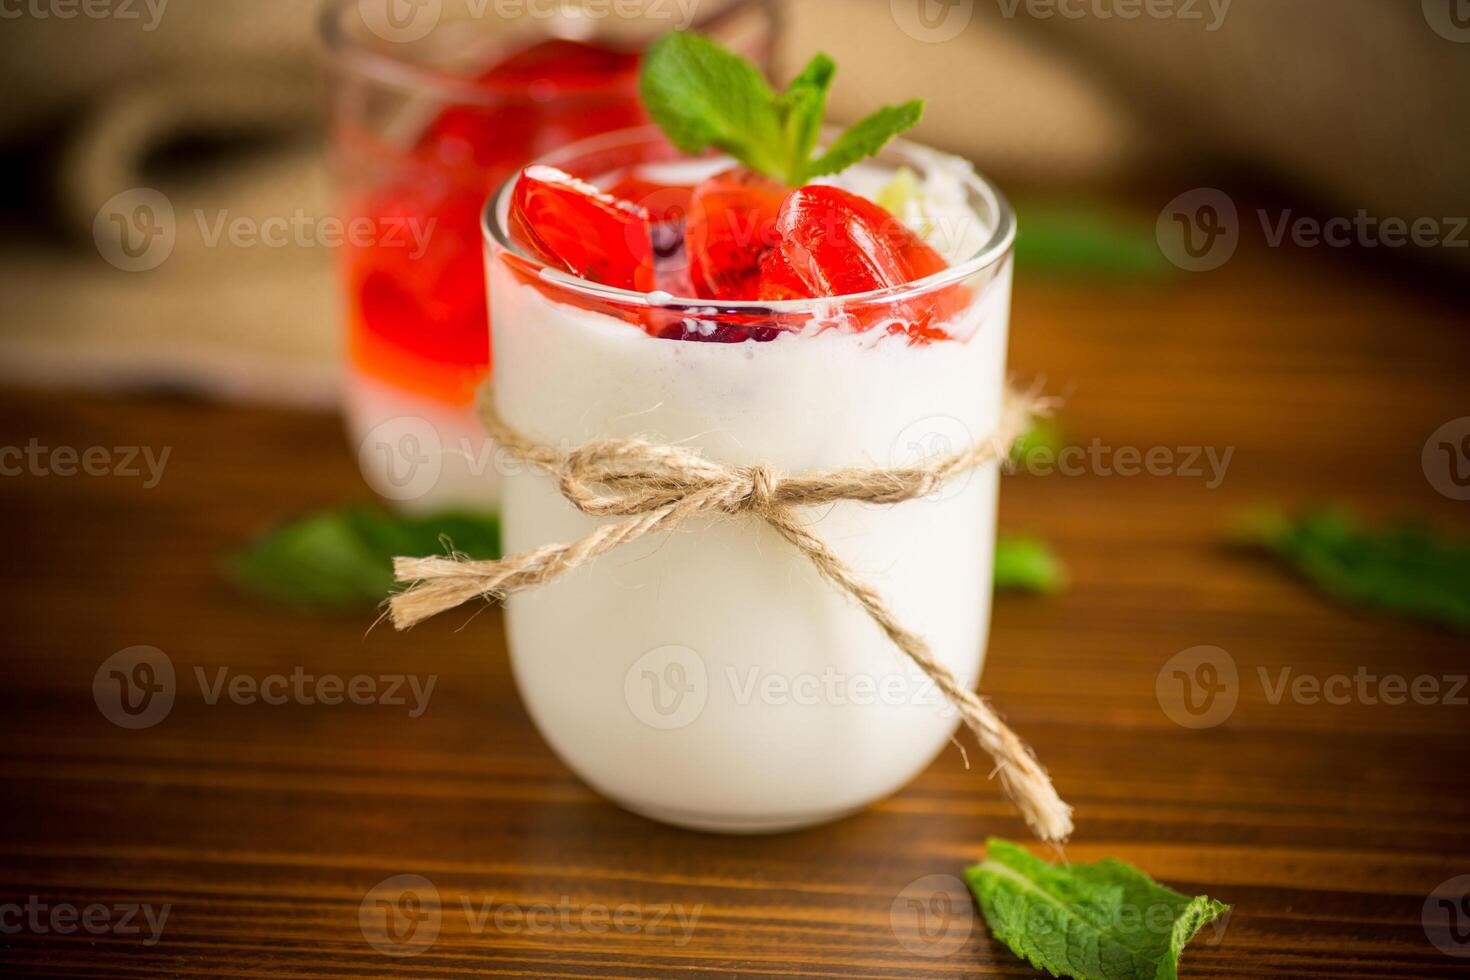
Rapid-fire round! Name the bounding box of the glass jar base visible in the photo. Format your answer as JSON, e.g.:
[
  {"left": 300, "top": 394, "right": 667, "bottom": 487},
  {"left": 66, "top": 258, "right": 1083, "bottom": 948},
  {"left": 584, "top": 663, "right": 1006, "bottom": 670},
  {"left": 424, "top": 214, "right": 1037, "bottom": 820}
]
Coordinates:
[
  {"left": 605, "top": 794, "right": 869, "bottom": 835},
  {"left": 344, "top": 369, "right": 500, "bottom": 513}
]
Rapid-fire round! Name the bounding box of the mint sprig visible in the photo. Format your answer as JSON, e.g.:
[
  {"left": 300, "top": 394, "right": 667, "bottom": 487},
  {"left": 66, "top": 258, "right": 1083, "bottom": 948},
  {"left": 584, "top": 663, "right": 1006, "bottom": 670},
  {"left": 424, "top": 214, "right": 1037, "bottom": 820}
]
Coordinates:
[
  {"left": 639, "top": 32, "right": 923, "bottom": 186},
  {"left": 966, "top": 839, "right": 1230, "bottom": 980},
  {"left": 804, "top": 101, "right": 924, "bottom": 179}
]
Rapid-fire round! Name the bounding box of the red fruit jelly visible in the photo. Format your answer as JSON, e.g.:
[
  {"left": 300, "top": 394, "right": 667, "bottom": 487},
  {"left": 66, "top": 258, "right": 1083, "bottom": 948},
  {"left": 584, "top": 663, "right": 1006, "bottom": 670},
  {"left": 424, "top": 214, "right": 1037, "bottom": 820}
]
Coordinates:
[
  {"left": 758, "top": 185, "right": 966, "bottom": 340},
  {"left": 417, "top": 39, "right": 643, "bottom": 178},
  {"left": 509, "top": 165, "right": 656, "bottom": 292},
  {"left": 346, "top": 38, "right": 644, "bottom": 404},
  {"left": 602, "top": 173, "right": 694, "bottom": 224},
  {"left": 685, "top": 168, "right": 790, "bottom": 300}
]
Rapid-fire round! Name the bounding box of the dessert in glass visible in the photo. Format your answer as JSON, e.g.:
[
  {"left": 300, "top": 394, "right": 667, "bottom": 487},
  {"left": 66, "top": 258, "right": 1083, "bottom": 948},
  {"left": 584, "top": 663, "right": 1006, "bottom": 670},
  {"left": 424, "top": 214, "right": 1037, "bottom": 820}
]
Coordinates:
[
  {"left": 481, "top": 99, "right": 1016, "bottom": 830},
  {"left": 319, "top": 0, "right": 779, "bottom": 510}
]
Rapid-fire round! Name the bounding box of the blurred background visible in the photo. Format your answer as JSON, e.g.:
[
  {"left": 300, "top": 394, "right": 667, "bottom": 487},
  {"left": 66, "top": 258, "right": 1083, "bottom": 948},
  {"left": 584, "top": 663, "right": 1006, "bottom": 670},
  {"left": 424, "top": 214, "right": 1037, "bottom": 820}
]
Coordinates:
[{"left": 0, "top": 0, "right": 1465, "bottom": 408}]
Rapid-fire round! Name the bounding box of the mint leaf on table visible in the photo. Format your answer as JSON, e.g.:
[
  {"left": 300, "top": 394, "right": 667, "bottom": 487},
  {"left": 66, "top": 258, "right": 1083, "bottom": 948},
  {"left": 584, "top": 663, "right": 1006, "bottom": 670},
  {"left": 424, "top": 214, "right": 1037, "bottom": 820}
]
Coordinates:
[
  {"left": 1014, "top": 202, "right": 1175, "bottom": 281},
  {"left": 965, "top": 839, "right": 1229, "bottom": 980},
  {"left": 1237, "top": 507, "right": 1470, "bottom": 632},
  {"left": 230, "top": 506, "right": 1056, "bottom": 609},
  {"left": 995, "top": 537, "right": 1067, "bottom": 594},
  {"left": 226, "top": 508, "right": 500, "bottom": 611},
  {"left": 640, "top": 32, "right": 922, "bottom": 186},
  {"left": 1010, "top": 418, "right": 1066, "bottom": 472}
]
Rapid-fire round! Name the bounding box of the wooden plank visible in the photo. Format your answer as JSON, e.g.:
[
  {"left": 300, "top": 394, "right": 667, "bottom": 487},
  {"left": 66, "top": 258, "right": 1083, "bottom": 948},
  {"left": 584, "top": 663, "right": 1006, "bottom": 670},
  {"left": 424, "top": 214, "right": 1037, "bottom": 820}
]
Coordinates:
[{"left": 0, "top": 227, "right": 1467, "bottom": 977}]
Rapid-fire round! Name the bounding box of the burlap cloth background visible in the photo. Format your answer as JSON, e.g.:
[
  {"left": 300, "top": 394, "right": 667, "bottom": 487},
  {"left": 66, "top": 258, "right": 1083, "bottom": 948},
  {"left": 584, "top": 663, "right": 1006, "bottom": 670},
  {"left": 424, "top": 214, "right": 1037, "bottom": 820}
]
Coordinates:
[{"left": 0, "top": 0, "right": 1464, "bottom": 406}]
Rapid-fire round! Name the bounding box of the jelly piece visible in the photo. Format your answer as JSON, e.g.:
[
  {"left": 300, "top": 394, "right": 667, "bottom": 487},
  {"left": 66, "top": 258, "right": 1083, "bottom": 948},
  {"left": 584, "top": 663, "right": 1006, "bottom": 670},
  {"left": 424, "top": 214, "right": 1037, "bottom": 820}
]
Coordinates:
[
  {"left": 686, "top": 168, "right": 789, "bottom": 300},
  {"left": 601, "top": 173, "right": 699, "bottom": 294},
  {"left": 751, "top": 245, "right": 807, "bottom": 302},
  {"left": 758, "top": 185, "right": 963, "bottom": 339},
  {"left": 648, "top": 225, "right": 694, "bottom": 297},
  {"left": 758, "top": 185, "right": 935, "bottom": 295},
  {"left": 508, "top": 165, "right": 655, "bottom": 291},
  {"left": 603, "top": 173, "right": 694, "bottom": 224}
]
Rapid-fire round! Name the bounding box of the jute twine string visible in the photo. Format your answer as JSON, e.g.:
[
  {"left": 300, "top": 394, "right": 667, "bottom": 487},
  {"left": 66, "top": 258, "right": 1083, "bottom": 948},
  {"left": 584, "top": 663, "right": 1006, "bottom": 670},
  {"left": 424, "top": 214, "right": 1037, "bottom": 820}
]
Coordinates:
[{"left": 390, "top": 383, "right": 1074, "bottom": 842}]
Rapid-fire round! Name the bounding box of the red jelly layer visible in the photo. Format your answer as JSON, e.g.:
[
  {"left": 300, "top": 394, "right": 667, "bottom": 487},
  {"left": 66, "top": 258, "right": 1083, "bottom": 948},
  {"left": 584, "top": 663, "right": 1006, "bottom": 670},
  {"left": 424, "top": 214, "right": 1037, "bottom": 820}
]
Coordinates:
[{"left": 346, "top": 38, "right": 645, "bottom": 403}]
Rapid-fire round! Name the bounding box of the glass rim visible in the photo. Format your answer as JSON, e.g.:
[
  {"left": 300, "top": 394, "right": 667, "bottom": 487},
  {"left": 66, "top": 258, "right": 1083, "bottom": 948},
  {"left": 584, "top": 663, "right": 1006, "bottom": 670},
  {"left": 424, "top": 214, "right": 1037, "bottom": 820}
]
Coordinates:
[
  {"left": 482, "top": 124, "right": 1018, "bottom": 314},
  {"left": 317, "top": 0, "right": 771, "bottom": 107}
]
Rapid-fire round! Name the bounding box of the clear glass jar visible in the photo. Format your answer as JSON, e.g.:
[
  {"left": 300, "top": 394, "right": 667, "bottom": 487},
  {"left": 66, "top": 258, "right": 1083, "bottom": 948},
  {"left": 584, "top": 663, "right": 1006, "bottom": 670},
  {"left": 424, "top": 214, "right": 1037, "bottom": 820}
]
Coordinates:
[
  {"left": 483, "top": 127, "right": 1017, "bottom": 831},
  {"left": 320, "top": 0, "right": 781, "bottom": 511}
]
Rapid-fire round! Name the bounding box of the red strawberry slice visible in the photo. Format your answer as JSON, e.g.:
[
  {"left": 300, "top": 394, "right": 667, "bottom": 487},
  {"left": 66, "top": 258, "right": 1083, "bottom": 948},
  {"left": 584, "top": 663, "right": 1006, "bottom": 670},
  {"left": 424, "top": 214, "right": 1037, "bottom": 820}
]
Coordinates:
[
  {"left": 757, "top": 185, "right": 965, "bottom": 340},
  {"left": 686, "top": 168, "right": 789, "bottom": 300},
  {"left": 508, "top": 165, "right": 655, "bottom": 291}
]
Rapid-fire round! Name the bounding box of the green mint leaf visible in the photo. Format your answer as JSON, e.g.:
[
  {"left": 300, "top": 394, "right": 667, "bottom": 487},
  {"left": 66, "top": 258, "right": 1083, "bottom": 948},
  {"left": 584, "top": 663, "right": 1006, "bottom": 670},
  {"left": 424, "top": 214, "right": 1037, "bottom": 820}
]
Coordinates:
[
  {"left": 1238, "top": 506, "right": 1470, "bottom": 632},
  {"left": 226, "top": 507, "right": 500, "bottom": 612},
  {"left": 777, "top": 52, "right": 835, "bottom": 182},
  {"left": 966, "top": 839, "right": 1230, "bottom": 980},
  {"left": 803, "top": 100, "right": 924, "bottom": 181},
  {"left": 640, "top": 34, "right": 923, "bottom": 184},
  {"left": 1014, "top": 202, "right": 1175, "bottom": 281},
  {"left": 639, "top": 32, "right": 786, "bottom": 181},
  {"left": 995, "top": 537, "right": 1067, "bottom": 594},
  {"left": 1010, "top": 419, "right": 1066, "bottom": 471}
]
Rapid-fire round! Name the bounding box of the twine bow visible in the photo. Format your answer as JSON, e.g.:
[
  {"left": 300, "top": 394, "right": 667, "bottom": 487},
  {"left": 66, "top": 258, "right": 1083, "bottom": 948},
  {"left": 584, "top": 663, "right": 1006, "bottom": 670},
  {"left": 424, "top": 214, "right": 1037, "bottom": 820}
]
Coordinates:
[{"left": 390, "top": 383, "right": 1074, "bottom": 842}]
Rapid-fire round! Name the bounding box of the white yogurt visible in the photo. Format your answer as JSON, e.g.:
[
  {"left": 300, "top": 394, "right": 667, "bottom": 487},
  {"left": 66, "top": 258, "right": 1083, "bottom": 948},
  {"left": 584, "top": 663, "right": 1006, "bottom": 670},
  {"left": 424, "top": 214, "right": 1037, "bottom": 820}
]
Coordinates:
[{"left": 488, "top": 256, "right": 1013, "bottom": 831}]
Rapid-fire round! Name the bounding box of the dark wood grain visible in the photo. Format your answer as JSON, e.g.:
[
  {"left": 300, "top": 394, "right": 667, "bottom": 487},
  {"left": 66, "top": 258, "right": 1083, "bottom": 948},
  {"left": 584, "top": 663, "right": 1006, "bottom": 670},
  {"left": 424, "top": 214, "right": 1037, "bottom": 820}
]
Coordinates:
[{"left": 1, "top": 222, "right": 1468, "bottom": 978}]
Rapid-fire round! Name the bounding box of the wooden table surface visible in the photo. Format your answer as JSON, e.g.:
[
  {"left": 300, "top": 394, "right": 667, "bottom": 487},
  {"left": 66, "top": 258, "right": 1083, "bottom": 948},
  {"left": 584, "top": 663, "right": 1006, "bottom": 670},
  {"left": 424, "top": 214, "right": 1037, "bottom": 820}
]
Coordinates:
[{"left": 2, "top": 221, "right": 1469, "bottom": 979}]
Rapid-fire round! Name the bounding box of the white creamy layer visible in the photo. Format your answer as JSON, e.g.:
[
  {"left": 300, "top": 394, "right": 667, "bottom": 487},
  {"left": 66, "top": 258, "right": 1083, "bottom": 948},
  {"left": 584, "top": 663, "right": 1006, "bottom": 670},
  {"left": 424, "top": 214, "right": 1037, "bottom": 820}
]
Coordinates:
[{"left": 488, "top": 255, "right": 1013, "bottom": 830}]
